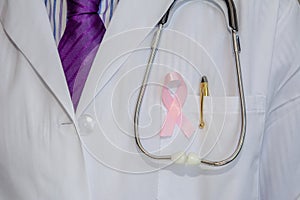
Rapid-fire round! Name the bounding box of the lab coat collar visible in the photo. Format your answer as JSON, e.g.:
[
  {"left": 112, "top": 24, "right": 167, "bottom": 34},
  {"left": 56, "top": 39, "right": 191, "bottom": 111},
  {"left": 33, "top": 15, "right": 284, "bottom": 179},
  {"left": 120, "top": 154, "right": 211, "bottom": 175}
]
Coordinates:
[
  {"left": 0, "top": 0, "right": 75, "bottom": 120},
  {"left": 76, "top": 0, "right": 174, "bottom": 116},
  {"left": 0, "top": 0, "right": 173, "bottom": 119}
]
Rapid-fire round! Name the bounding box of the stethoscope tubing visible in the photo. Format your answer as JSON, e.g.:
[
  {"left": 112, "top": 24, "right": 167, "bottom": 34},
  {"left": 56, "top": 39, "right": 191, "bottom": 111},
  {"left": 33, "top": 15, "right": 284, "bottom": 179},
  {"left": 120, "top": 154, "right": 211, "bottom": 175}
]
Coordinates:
[{"left": 134, "top": 0, "right": 246, "bottom": 167}]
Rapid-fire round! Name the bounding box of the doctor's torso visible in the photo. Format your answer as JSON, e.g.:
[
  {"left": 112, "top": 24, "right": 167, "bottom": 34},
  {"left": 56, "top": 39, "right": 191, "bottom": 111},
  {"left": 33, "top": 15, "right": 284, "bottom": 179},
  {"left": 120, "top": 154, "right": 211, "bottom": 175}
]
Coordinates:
[{"left": 0, "top": 0, "right": 299, "bottom": 200}]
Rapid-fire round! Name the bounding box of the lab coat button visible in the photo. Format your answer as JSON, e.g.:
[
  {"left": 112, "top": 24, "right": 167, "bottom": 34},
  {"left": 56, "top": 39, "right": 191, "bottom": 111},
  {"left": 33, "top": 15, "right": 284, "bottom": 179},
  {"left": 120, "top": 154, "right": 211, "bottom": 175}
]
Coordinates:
[{"left": 78, "top": 114, "right": 96, "bottom": 134}]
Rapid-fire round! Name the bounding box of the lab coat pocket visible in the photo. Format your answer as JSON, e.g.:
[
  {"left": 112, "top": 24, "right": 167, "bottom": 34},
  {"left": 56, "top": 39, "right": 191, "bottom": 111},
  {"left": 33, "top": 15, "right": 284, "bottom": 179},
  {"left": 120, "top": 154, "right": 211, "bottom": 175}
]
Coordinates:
[
  {"left": 186, "top": 95, "right": 266, "bottom": 162},
  {"left": 158, "top": 95, "right": 266, "bottom": 200}
]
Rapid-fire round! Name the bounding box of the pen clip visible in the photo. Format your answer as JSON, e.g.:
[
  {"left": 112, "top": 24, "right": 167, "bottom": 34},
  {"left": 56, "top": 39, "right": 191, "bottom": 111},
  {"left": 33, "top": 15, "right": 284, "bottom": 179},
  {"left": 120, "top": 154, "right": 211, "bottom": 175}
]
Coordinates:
[{"left": 199, "top": 76, "right": 209, "bottom": 129}]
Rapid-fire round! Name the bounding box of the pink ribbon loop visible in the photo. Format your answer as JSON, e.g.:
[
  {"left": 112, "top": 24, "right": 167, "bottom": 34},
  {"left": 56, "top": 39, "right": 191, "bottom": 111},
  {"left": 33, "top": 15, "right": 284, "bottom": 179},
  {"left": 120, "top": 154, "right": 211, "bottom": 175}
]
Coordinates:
[{"left": 160, "top": 72, "right": 195, "bottom": 138}]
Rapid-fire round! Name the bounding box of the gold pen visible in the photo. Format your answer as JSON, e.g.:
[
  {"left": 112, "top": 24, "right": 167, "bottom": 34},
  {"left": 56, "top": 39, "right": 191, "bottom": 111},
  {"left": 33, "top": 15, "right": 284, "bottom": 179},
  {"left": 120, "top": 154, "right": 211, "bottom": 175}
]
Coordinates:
[{"left": 199, "top": 76, "right": 209, "bottom": 129}]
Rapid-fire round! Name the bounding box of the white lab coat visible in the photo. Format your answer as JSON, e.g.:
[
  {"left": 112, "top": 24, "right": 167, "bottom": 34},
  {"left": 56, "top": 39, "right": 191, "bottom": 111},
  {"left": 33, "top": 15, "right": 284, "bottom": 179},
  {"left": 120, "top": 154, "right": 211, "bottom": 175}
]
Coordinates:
[{"left": 0, "top": 0, "right": 299, "bottom": 199}]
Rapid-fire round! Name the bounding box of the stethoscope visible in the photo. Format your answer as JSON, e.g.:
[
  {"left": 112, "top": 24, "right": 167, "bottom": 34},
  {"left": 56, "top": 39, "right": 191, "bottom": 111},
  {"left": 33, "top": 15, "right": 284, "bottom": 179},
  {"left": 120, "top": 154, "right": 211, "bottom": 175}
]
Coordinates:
[{"left": 134, "top": 0, "right": 246, "bottom": 167}]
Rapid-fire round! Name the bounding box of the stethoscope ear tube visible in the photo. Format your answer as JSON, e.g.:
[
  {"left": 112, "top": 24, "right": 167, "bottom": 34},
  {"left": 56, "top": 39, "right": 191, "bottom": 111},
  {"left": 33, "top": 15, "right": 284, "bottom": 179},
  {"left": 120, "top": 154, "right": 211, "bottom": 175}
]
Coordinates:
[
  {"left": 160, "top": 0, "right": 238, "bottom": 31},
  {"left": 224, "top": 0, "right": 238, "bottom": 31},
  {"left": 158, "top": 0, "right": 177, "bottom": 25}
]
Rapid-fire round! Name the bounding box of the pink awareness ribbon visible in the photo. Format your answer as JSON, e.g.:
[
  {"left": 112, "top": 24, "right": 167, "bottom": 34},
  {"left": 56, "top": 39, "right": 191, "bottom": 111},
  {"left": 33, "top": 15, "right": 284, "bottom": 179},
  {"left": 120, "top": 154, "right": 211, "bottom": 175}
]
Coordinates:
[{"left": 160, "top": 72, "right": 195, "bottom": 138}]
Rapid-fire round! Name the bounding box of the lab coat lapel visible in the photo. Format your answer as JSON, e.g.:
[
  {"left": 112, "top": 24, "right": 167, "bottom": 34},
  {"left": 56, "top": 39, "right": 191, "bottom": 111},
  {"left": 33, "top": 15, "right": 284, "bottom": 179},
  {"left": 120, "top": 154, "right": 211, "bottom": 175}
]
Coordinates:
[
  {"left": 0, "top": 0, "right": 74, "bottom": 119},
  {"left": 76, "top": 0, "right": 174, "bottom": 116}
]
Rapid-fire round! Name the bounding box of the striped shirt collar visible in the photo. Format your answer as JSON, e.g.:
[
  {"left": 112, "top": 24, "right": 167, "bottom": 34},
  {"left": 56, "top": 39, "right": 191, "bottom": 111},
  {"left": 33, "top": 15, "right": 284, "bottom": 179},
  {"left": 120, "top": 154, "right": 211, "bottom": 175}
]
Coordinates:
[{"left": 44, "top": 0, "right": 119, "bottom": 44}]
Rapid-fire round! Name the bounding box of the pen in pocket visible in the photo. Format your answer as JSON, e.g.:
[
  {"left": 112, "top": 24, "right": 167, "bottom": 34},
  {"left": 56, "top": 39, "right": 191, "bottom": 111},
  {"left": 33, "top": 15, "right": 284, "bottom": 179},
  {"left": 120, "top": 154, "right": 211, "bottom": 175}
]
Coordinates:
[{"left": 199, "top": 76, "right": 209, "bottom": 129}]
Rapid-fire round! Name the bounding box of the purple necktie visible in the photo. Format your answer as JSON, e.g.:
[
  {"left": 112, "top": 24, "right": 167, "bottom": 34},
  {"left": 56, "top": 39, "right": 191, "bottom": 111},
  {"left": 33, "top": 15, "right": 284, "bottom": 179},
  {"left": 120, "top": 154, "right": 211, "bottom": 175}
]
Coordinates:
[{"left": 58, "top": 0, "right": 105, "bottom": 109}]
